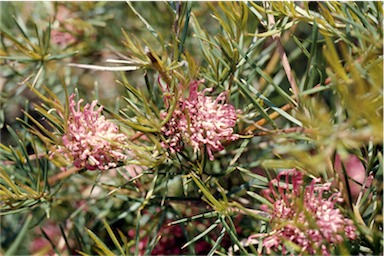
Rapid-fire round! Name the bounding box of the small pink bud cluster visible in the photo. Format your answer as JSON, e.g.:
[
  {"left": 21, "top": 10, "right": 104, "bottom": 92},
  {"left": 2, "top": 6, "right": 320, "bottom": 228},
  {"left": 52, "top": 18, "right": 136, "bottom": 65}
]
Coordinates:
[
  {"left": 250, "top": 169, "right": 357, "bottom": 256},
  {"left": 55, "top": 94, "right": 128, "bottom": 171},
  {"left": 50, "top": 5, "right": 77, "bottom": 47},
  {"left": 161, "top": 80, "right": 239, "bottom": 160}
]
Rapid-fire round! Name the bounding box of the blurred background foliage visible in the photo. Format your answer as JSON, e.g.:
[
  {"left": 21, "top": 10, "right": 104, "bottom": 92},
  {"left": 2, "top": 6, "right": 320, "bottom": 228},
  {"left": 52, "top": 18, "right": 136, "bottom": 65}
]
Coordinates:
[{"left": 0, "top": 1, "right": 382, "bottom": 255}]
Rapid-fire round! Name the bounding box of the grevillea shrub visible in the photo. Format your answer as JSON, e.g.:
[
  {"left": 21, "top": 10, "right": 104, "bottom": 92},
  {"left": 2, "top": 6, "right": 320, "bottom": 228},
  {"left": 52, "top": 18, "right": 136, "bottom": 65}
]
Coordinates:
[{"left": 0, "top": 2, "right": 382, "bottom": 256}]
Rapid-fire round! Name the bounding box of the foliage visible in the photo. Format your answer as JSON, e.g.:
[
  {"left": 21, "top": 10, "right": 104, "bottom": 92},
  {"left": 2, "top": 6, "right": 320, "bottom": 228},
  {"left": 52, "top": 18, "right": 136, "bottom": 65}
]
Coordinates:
[{"left": 1, "top": 2, "right": 382, "bottom": 255}]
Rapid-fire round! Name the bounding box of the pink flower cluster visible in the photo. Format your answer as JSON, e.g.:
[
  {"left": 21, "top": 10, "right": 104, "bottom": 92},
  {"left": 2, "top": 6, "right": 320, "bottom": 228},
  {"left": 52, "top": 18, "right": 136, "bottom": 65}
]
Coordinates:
[
  {"left": 250, "top": 169, "right": 357, "bottom": 256},
  {"left": 56, "top": 94, "right": 128, "bottom": 171},
  {"left": 161, "top": 81, "right": 239, "bottom": 160}
]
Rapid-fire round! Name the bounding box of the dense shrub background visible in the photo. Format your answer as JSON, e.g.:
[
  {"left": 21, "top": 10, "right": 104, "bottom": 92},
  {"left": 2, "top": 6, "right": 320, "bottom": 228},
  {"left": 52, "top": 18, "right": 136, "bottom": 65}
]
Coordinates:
[{"left": 0, "top": 2, "right": 382, "bottom": 255}]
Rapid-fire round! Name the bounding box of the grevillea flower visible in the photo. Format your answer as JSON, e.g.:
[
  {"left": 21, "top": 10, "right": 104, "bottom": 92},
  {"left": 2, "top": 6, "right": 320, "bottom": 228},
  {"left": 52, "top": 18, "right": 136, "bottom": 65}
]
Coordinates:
[
  {"left": 249, "top": 169, "right": 357, "bottom": 256},
  {"left": 54, "top": 94, "right": 128, "bottom": 171},
  {"left": 161, "top": 80, "right": 239, "bottom": 160}
]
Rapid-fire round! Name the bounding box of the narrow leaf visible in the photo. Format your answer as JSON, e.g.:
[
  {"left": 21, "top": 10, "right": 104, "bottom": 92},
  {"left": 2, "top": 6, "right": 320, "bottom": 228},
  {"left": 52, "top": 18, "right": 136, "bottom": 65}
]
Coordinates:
[
  {"left": 86, "top": 229, "right": 115, "bottom": 256},
  {"left": 5, "top": 214, "right": 33, "bottom": 256},
  {"left": 102, "top": 219, "right": 125, "bottom": 256}
]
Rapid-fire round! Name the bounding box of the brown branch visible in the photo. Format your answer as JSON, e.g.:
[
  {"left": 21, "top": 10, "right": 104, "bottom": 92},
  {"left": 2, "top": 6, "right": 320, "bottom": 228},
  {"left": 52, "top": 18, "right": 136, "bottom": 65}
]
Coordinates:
[
  {"left": 43, "top": 166, "right": 80, "bottom": 187},
  {"left": 129, "top": 131, "right": 145, "bottom": 141},
  {"left": 252, "top": 127, "right": 314, "bottom": 137},
  {"left": 1, "top": 153, "right": 46, "bottom": 166},
  {"left": 241, "top": 103, "right": 292, "bottom": 135}
]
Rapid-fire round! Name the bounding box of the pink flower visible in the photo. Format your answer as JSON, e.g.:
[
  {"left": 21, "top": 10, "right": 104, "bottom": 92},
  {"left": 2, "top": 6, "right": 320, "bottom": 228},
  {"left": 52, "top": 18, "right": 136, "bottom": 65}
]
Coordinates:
[
  {"left": 250, "top": 169, "right": 357, "bottom": 255},
  {"left": 161, "top": 80, "right": 239, "bottom": 160},
  {"left": 54, "top": 94, "right": 128, "bottom": 171}
]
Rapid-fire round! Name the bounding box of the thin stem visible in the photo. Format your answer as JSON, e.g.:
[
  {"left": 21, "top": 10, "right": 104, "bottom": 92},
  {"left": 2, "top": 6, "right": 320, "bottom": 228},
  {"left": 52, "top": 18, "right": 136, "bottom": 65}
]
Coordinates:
[
  {"left": 267, "top": 11, "right": 300, "bottom": 104},
  {"left": 242, "top": 103, "right": 292, "bottom": 135}
]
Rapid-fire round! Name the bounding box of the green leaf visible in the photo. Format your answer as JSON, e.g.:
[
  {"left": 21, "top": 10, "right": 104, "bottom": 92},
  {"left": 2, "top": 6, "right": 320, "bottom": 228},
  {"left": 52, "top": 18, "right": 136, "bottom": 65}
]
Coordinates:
[
  {"left": 207, "top": 227, "right": 226, "bottom": 256},
  {"left": 189, "top": 171, "right": 224, "bottom": 212},
  {"left": 182, "top": 219, "right": 220, "bottom": 249},
  {"left": 169, "top": 211, "right": 218, "bottom": 225},
  {"left": 102, "top": 219, "right": 125, "bottom": 256},
  {"left": 86, "top": 229, "right": 115, "bottom": 256},
  {"left": 236, "top": 79, "right": 278, "bottom": 129},
  {"left": 220, "top": 216, "right": 248, "bottom": 255},
  {"left": 243, "top": 80, "right": 303, "bottom": 127},
  {"left": 177, "top": 2, "right": 192, "bottom": 61},
  {"left": 5, "top": 214, "right": 33, "bottom": 256},
  {"left": 126, "top": 1, "right": 163, "bottom": 44},
  {"left": 247, "top": 191, "right": 273, "bottom": 208}
]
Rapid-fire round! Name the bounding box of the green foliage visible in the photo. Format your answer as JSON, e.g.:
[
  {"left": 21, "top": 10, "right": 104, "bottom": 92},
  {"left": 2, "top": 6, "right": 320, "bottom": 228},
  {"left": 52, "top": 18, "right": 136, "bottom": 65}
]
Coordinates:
[{"left": 1, "top": 2, "right": 382, "bottom": 255}]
